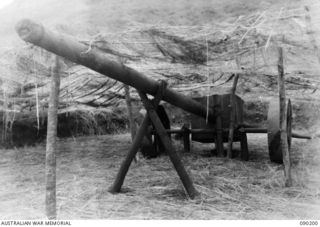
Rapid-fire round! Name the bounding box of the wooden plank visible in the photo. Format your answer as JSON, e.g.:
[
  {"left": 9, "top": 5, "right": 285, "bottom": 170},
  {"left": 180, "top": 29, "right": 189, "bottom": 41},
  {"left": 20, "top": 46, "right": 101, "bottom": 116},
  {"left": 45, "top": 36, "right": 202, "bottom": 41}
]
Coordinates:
[
  {"left": 139, "top": 92, "right": 199, "bottom": 199},
  {"left": 278, "top": 47, "right": 292, "bottom": 187},
  {"left": 227, "top": 74, "right": 240, "bottom": 158},
  {"left": 291, "top": 132, "right": 311, "bottom": 140},
  {"left": 150, "top": 127, "right": 311, "bottom": 138},
  {"left": 45, "top": 56, "right": 61, "bottom": 220},
  {"left": 241, "top": 128, "right": 267, "bottom": 133},
  {"left": 151, "top": 128, "right": 229, "bottom": 134}
]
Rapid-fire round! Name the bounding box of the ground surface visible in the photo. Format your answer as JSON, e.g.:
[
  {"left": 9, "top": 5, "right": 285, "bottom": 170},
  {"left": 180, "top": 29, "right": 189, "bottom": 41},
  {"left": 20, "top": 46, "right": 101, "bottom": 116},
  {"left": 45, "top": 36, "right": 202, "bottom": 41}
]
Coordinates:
[{"left": 0, "top": 133, "right": 319, "bottom": 219}]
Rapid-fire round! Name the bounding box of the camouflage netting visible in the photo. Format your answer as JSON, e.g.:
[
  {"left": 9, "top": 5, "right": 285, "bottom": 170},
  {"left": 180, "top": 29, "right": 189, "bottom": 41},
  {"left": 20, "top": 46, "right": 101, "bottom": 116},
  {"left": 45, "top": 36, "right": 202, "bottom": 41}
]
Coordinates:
[{"left": 1, "top": 3, "right": 320, "bottom": 145}]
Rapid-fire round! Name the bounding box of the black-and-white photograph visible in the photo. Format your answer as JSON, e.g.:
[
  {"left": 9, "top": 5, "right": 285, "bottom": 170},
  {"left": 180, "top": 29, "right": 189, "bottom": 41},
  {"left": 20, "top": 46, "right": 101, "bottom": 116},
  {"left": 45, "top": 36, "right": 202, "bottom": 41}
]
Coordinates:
[{"left": 0, "top": 0, "right": 319, "bottom": 223}]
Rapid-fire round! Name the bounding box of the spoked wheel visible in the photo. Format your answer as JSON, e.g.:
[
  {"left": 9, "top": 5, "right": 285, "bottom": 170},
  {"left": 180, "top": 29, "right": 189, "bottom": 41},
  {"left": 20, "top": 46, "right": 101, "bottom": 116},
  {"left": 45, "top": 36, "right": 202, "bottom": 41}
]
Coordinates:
[{"left": 267, "top": 99, "right": 292, "bottom": 163}]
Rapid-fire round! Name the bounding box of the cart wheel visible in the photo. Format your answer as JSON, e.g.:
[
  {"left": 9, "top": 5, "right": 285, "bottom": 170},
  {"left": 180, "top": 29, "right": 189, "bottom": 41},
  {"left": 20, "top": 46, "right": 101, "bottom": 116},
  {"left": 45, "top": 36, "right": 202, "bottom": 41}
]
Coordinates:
[{"left": 267, "top": 99, "right": 292, "bottom": 163}]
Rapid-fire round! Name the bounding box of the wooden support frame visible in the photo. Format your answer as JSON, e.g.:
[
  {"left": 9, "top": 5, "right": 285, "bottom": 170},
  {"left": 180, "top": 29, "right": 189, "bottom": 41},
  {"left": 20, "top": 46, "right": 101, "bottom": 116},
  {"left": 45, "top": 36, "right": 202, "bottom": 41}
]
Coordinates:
[
  {"left": 108, "top": 106, "right": 151, "bottom": 193},
  {"left": 138, "top": 91, "right": 199, "bottom": 199},
  {"left": 109, "top": 82, "right": 166, "bottom": 193},
  {"left": 110, "top": 81, "right": 199, "bottom": 199}
]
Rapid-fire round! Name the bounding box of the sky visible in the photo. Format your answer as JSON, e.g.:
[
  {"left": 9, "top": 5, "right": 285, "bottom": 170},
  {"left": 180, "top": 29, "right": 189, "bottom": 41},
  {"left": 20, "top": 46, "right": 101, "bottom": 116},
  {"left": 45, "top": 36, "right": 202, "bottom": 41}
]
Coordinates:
[{"left": 0, "top": 0, "right": 13, "bottom": 9}]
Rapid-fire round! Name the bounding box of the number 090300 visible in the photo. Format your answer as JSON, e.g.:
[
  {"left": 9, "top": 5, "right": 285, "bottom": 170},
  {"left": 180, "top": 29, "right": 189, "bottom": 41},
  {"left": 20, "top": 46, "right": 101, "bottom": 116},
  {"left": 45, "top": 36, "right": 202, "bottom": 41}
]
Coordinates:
[{"left": 300, "top": 221, "right": 318, "bottom": 225}]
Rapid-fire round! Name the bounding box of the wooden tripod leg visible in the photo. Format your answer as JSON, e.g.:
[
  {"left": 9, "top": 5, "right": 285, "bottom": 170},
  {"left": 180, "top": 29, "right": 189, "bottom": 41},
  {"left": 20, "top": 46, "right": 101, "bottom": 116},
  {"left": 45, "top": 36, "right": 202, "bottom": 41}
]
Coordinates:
[
  {"left": 109, "top": 81, "right": 167, "bottom": 193},
  {"left": 109, "top": 116, "right": 150, "bottom": 193},
  {"left": 139, "top": 92, "right": 199, "bottom": 199}
]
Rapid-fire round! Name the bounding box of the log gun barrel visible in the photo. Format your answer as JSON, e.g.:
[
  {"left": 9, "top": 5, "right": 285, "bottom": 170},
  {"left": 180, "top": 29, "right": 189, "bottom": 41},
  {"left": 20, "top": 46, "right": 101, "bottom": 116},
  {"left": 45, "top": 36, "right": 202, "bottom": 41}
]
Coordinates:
[{"left": 15, "top": 19, "right": 215, "bottom": 120}]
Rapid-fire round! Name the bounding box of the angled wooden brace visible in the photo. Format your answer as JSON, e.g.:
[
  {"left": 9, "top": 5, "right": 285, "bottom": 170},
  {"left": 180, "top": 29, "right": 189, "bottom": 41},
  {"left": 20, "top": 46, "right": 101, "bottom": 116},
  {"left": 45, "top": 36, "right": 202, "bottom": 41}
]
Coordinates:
[
  {"left": 109, "top": 81, "right": 167, "bottom": 193},
  {"left": 138, "top": 89, "right": 199, "bottom": 199}
]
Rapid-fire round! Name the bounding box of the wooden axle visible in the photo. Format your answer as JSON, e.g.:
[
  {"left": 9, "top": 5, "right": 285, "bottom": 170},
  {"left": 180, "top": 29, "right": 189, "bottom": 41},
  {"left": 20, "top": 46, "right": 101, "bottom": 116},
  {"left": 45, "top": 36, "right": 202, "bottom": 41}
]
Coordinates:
[
  {"left": 240, "top": 128, "right": 311, "bottom": 139},
  {"left": 151, "top": 128, "right": 228, "bottom": 134},
  {"left": 150, "top": 127, "right": 311, "bottom": 140}
]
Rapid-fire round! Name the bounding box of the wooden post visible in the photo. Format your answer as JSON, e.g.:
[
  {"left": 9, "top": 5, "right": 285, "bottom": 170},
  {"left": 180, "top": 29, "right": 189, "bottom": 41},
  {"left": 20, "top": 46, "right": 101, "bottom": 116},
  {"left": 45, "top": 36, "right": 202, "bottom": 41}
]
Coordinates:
[
  {"left": 182, "top": 123, "right": 190, "bottom": 153},
  {"left": 124, "top": 84, "right": 138, "bottom": 162},
  {"left": 138, "top": 91, "right": 199, "bottom": 199},
  {"left": 278, "top": 47, "right": 292, "bottom": 187},
  {"left": 124, "top": 85, "right": 137, "bottom": 140},
  {"left": 215, "top": 104, "right": 224, "bottom": 157},
  {"left": 109, "top": 82, "right": 166, "bottom": 193},
  {"left": 45, "top": 56, "right": 61, "bottom": 219},
  {"left": 240, "top": 133, "right": 249, "bottom": 161},
  {"left": 227, "top": 74, "right": 239, "bottom": 158}
]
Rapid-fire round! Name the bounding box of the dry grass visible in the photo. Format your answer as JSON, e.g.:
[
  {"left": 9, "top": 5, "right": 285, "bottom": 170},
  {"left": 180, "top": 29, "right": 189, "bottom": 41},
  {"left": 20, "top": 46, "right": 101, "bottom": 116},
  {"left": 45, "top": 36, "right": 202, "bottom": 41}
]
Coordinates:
[{"left": 0, "top": 132, "right": 319, "bottom": 219}]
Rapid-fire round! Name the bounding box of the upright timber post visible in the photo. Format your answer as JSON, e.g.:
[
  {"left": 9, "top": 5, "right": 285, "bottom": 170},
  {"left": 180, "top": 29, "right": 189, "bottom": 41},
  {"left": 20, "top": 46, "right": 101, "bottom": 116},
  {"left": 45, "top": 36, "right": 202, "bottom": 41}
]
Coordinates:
[
  {"left": 124, "top": 85, "right": 137, "bottom": 141},
  {"left": 182, "top": 123, "right": 191, "bottom": 153},
  {"left": 278, "top": 47, "right": 292, "bottom": 187},
  {"left": 215, "top": 104, "right": 224, "bottom": 157},
  {"left": 227, "top": 74, "right": 239, "bottom": 158},
  {"left": 240, "top": 133, "right": 249, "bottom": 161},
  {"left": 45, "top": 56, "right": 61, "bottom": 219},
  {"left": 124, "top": 85, "right": 138, "bottom": 162}
]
